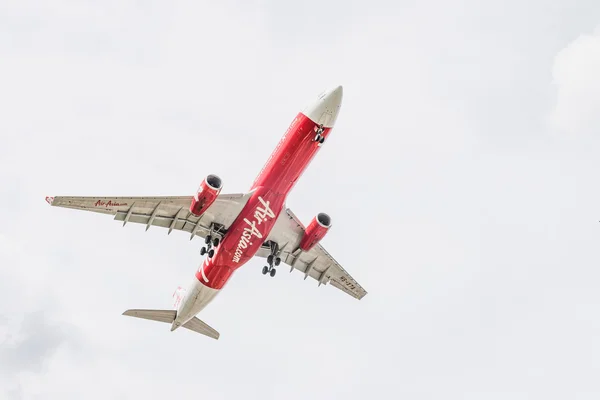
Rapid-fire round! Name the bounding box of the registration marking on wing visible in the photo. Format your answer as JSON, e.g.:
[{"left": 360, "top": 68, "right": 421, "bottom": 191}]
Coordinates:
[{"left": 338, "top": 275, "right": 357, "bottom": 291}]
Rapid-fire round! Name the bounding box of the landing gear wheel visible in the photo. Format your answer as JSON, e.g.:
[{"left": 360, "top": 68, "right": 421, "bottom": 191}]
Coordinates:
[
  {"left": 270, "top": 268, "right": 277, "bottom": 277},
  {"left": 315, "top": 133, "right": 322, "bottom": 142},
  {"left": 319, "top": 136, "right": 325, "bottom": 144},
  {"left": 208, "top": 249, "right": 215, "bottom": 258},
  {"left": 200, "top": 247, "right": 207, "bottom": 256},
  {"left": 267, "top": 254, "right": 274, "bottom": 265},
  {"left": 205, "top": 236, "right": 212, "bottom": 245},
  {"left": 212, "top": 237, "right": 220, "bottom": 247},
  {"left": 274, "top": 257, "right": 281, "bottom": 266},
  {"left": 262, "top": 266, "right": 269, "bottom": 275}
]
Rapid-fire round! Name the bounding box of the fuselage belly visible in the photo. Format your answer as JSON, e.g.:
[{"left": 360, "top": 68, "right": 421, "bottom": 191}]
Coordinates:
[{"left": 174, "top": 87, "right": 343, "bottom": 327}]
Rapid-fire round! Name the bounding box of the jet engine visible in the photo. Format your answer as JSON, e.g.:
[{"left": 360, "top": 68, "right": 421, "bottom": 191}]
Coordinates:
[
  {"left": 299, "top": 212, "right": 332, "bottom": 252},
  {"left": 190, "top": 174, "right": 223, "bottom": 217}
]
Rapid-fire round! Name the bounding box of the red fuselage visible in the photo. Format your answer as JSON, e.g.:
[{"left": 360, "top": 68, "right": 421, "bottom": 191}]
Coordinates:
[
  {"left": 178, "top": 85, "right": 342, "bottom": 329},
  {"left": 195, "top": 112, "right": 334, "bottom": 289},
  {"left": 196, "top": 86, "right": 342, "bottom": 290}
]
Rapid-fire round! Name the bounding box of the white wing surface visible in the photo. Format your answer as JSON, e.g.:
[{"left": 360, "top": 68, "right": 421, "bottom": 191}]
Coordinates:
[
  {"left": 45, "top": 193, "right": 251, "bottom": 240},
  {"left": 260, "top": 207, "right": 367, "bottom": 300},
  {"left": 46, "top": 195, "right": 367, "bottom": 299}
]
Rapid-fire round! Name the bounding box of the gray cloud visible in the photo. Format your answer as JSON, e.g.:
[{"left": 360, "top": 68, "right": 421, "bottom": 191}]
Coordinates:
[
  {"left": 0, "top": 312, "right": 83, "bottom": 400},
  {"left": 1, "top": 312, "right": 70, "bottom": 373}
]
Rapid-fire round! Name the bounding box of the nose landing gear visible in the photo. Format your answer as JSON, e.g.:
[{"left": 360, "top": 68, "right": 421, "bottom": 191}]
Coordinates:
[{"left": 313, "top": 124, "right": 326, "bottom": 146}]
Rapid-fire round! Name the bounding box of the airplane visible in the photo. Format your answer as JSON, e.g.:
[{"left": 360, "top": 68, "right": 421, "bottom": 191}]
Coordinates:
[{"left": 46, "top": 85, "right": 367, "bottom": 340}]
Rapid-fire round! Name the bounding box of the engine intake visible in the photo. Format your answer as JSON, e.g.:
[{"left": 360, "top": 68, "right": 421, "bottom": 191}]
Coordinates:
[
  {"left": 317, "top": 212, "right": 331, "bottom": 227},
  {"left": 299, "top": 212, "right": 332, "bottom": 252},
  {"left": 190, "top": 174, "right": 223, "bottom": 217}
]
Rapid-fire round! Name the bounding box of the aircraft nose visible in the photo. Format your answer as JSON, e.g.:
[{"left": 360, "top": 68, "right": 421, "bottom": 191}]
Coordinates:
[
  {"left": 329, "top": 85, "right": 343, "bottom": 100},
  {"left": 302, "top": 85, "right": 344, "bottom": 128}
]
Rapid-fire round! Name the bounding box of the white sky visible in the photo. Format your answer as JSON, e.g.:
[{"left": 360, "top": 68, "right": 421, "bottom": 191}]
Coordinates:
[{"left": 1, "top": 1, "right": 600, "bottom": 399}]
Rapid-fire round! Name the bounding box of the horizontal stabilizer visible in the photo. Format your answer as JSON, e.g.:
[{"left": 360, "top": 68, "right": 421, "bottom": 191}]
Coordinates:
[
  {"left": 182, "top": 317, "right": 220, "bottom": 340},
  {"left": 122, "top": 309, "right": 220, "bottom": 340},
  {"left": 122, "top": 309, "right": 176, "bottom": 323}
]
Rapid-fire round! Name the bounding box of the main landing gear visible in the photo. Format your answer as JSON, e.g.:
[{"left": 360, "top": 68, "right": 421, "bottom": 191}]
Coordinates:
[
  {"left": 313, "top": 124, "right": 325, "bottom": 146},
  {"left": 262, "top": 242, "right": 281, "bottom": 278},
  {"left": 200, "top": 233, "right": 220, "bottom": 259}
]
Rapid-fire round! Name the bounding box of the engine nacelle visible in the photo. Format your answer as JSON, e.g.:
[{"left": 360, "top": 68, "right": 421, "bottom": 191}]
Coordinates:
[
  {"left": 299, "top": 212, "right": 332, "bottom": 252},
  {"left": 189, "top": 174, "right": 223, "bottom": 217}
]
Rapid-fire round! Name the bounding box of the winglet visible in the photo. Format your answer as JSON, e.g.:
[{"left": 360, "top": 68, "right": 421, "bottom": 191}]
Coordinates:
[{"left": 45, "top": 196, "right": 55, "bottom": 205}]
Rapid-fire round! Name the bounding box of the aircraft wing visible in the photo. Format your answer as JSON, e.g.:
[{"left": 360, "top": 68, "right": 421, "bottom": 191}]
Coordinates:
[
  {"left": 260, "top": 207, "right": 367, "bottom": 300},
  {"left": 45, "top": 193, "right": 252, "bottom": 240}
]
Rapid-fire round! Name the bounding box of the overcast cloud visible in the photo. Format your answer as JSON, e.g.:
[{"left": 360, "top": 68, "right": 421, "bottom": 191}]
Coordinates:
[{"left": 1, "top": 0, "right": 600, "bottom": 399}]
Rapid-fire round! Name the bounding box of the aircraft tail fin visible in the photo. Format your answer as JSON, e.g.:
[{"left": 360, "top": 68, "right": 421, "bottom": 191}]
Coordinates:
[{"left": 122, "top": 309, "right": 220, "bottom": 340}]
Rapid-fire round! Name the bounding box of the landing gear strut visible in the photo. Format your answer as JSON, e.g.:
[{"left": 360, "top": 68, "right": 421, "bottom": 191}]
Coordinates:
[
  {"left": 262, "top": 242, "right": 281, "bottom": 278},
  {"left": 314, "top": 124, "right": 325, "bottom": 146},
  {"left": 200, "top": 228, "right": 221, "bottom": 259}
]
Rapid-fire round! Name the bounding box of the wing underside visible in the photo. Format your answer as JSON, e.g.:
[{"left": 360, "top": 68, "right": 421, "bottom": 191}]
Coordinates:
[
  {"left": 46, "top": 193, "right": 251, "bottom": 240},
  {"left": 47, "top": 194, "right": 367, "bottom": 299},
  {"left": 261, "top": 207, "right": 367, "bottom": 300}
]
